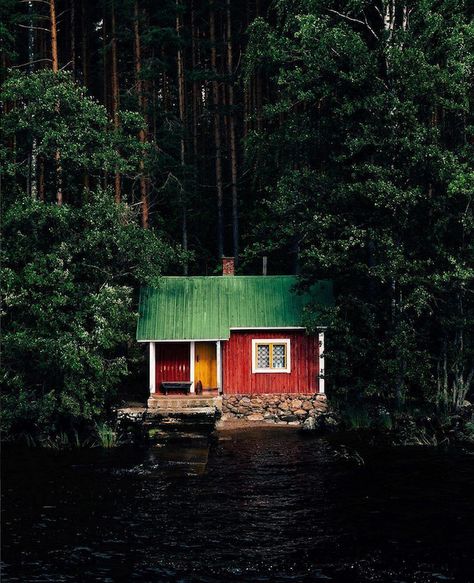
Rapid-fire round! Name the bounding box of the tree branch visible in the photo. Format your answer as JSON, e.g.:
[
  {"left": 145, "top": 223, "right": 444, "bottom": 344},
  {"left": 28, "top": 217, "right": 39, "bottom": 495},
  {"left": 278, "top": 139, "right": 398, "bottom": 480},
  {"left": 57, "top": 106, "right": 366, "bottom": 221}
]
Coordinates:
[
  {"left": 17, "top": 23, "right": 51, "bottom": 33},
  {"left": 19, "top": 0, "right": 50, "bottom": 4},
  {"left": 60, "top": 60, "right": 73, "bottom": 71},
  {"left": 327, "top": 8, "right": 379, "bottom": 41},
  {"left": 11, "top": 58, "right": 53, "bottom": 68}
]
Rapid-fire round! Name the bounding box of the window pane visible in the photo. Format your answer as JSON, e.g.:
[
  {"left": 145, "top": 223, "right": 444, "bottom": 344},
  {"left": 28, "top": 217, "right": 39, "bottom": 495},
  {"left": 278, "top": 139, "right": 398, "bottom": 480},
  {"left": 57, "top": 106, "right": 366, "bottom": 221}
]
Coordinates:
[
  {"left": 257, "top": 344, "right": 270, "bottom": 368},
  {"left": 272, "top": 344, "right": 286, "bottom": 368}
]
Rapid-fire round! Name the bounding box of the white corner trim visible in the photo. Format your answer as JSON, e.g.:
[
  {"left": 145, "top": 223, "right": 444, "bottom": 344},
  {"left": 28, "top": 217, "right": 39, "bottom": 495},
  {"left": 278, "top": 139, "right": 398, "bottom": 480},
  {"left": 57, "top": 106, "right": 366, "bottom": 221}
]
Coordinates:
[
  {"left": 216, "top": 340, "right": 222, "bottom": 393},
  {"left": 251, "top": 338, "right": 291, "bottom": 374},
  {"left": 149, "top": 342, "right": 156, "bottom": 394},
  {"left": 318, "top": 331, "right": 325, "bottom": 394},
  {"left": 190, "top": 341, "right": 195, "bottom": 393}
]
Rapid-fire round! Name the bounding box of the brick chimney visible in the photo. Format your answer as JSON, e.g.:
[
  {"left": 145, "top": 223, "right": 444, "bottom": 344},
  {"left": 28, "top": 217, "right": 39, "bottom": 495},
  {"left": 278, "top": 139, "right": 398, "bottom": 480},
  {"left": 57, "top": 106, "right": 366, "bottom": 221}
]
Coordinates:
[{"left": 222, "top": 256, "right": 235, "bottom": 276}]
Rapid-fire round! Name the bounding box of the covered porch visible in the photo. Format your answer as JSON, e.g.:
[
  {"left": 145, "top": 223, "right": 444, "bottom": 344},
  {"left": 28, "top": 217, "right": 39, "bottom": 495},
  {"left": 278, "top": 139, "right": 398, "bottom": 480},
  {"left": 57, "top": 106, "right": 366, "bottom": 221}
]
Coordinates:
[{"left": 148, "top": 340, "right": 223, "bottom": 399}]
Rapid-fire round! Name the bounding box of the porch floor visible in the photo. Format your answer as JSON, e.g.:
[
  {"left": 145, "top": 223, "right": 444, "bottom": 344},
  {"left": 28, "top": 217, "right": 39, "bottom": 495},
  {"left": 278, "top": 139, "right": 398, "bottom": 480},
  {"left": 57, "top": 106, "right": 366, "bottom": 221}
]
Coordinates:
[
  {"left": 150, "top": 392, "right": 219, "bottom": 399},
  {"left": 147, "top": 394, "right": 222, "bottom": 413}
]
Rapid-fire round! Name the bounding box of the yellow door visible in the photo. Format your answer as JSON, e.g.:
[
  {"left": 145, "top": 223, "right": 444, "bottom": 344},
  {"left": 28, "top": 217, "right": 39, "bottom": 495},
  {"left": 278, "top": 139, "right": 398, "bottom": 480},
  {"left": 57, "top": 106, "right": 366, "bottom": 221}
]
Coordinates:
[{"left": 194, "top": 342, "right": 217, "bottom": 390}]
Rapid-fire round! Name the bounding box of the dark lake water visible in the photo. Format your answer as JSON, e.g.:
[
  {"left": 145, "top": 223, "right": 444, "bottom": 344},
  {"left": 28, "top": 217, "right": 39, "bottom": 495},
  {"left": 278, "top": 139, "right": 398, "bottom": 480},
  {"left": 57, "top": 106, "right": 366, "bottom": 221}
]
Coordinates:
[{"left": 2, "top": 427, "right": 474, "bottom": 582}]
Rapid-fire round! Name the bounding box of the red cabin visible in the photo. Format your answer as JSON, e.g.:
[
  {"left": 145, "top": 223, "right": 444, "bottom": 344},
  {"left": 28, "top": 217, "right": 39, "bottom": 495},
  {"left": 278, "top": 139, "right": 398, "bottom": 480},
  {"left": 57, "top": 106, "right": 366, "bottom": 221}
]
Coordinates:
[{"left": 136, "top": 259, "right": 333, "bottom": 421}]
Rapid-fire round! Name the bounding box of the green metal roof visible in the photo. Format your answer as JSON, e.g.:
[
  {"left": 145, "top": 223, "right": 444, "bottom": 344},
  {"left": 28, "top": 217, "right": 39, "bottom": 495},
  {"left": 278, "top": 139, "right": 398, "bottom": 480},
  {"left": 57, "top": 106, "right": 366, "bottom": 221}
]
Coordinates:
[{"left": 136, "top": 276, "right": 333, "bottom": 341}]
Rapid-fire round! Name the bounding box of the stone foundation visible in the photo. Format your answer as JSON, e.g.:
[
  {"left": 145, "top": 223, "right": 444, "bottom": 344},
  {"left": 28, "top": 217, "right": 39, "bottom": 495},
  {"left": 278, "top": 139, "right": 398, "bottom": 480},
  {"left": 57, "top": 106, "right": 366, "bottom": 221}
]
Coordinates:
[{"left": 222, "top": 393, "right": 327, "bottom": 425}]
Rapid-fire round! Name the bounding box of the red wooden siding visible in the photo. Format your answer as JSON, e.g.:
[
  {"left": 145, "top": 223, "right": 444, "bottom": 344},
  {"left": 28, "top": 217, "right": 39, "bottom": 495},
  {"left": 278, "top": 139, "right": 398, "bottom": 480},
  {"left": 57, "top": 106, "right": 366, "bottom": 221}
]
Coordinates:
[
  {"left": 222, "top": 330, "right": 319, "bottom": 394},
  {"left": 155, "top": 343, "right": 190, "bottom": 387}
]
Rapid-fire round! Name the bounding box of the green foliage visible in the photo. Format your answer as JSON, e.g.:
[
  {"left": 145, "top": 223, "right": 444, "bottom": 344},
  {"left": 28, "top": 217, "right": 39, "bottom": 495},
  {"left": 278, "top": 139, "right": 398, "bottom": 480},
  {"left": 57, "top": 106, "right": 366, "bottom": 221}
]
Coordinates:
[
  {"left": 94, "top": 422, "right": 119, "bottom": 448},
  {"left": 1, "top": 193, "right": 177, "bottom": 439},
  {"left": 464, "top": 420, "right": 474, "bottom": 434},
  {"left": 0, "top": 70, "right": 146, "bottom": 203},
  {"left": 245, "top": 0, "right": 474, "bottom": 410},
  {"left": 342, "top": 406, "right": 372, "bottom": 430},
  {"left": 1, "top": 0, "right": 473, "bottom": 442}
]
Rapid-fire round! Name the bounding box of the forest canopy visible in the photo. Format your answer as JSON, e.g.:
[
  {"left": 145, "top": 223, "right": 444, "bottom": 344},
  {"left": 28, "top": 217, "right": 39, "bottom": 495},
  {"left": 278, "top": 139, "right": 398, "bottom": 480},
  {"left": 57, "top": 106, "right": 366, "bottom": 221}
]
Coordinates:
[{"left": 1, "top": 0, "right": 473, "bottom": 439}]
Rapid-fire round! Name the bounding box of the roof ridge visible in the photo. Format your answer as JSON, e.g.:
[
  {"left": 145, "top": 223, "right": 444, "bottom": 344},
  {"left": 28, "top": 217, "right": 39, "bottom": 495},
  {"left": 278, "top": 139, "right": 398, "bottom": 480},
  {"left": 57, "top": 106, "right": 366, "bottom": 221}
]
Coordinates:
[{"left": 158, "top": 274, "right": 298, "bottom": 278}]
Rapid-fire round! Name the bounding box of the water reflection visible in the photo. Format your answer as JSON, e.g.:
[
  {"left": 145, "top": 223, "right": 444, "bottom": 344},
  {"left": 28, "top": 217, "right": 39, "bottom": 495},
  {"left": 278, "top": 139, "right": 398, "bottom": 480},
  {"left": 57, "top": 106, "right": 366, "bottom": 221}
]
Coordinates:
[
  {"left": 2, "top": 428, "right": 474, "bottom": 582},
  {"left": 149, "top": 436, "right": 210, "bottom": 476}
]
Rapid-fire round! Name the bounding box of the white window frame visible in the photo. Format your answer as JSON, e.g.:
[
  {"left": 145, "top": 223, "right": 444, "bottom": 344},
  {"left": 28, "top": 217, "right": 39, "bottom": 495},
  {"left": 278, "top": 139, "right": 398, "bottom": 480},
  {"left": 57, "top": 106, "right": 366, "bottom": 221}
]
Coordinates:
[{"left": 251, "top": 339, "right": 291, "bottom": 374}]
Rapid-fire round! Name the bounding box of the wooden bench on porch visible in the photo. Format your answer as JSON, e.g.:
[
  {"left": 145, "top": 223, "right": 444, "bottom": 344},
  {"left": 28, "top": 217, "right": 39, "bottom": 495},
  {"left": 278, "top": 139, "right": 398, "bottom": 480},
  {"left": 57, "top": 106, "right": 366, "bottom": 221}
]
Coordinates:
[{"left": 160, "top": 381, "right": 193, "bottom": 396}]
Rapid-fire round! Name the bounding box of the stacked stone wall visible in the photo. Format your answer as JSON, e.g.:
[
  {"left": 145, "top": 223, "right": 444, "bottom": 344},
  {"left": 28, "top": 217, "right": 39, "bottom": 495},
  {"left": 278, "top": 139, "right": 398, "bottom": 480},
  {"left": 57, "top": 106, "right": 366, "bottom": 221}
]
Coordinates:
[{"left": 222, "top": 393, "right": 327, "bottom": 425}]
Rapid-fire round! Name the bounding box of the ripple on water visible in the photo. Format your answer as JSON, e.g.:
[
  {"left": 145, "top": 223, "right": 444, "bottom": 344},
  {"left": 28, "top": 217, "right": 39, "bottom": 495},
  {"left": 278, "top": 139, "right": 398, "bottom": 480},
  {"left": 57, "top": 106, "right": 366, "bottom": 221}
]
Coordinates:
[{"left": 2, "top": 428, "right": 474, "bottom": 582}]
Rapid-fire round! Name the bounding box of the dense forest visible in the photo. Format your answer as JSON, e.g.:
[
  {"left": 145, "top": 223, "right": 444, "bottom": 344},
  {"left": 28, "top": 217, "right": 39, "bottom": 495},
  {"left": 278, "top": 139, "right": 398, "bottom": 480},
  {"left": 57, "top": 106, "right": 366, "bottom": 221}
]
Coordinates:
[{"left": 1, "top": 0, "right": 473, "bottom": 441}]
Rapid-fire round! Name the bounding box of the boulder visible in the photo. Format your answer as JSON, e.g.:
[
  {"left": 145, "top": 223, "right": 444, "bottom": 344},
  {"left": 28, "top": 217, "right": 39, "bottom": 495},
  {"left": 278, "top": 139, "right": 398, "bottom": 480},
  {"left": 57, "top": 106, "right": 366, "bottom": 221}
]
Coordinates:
[
  {"left": 320, "top": 413, "right": 340, "bottom": 430},
  {"left": 280, "top": 414, "right": 298, "bottom": 423},
  {"left": 302, "top": 416, "right": 317, "bottom": 431},
  {"left": 247, "top": 413, "right": 265, "bottom": 421},
  {"left": 250, "top": 397, "right": 263, "bottom": 404}
]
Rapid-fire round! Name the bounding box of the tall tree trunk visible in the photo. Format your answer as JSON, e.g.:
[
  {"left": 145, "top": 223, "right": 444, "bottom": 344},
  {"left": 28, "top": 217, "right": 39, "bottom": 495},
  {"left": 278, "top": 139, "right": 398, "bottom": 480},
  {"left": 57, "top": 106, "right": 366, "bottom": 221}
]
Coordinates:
[
  {"left": 226, "top": 0, "right": 239, "bottom": 264},
  {"left": 383, "top": 0, "right": 396, "bottom": 75},
  {"left": 70, "top": 0, "right": 76, "bottom": 75},
  {"left": 451, "top": 291, "right": 473, "bottom": 410},
  {"left": 110, "top": 0, "right": 121, "bottom": 203},
  {"left": 134, "top": 0, "right": 149, "bottom": 228},
  {"left": 101, "top": 7, "right": 108, "bottom": 190},
  {"left": 243, "top": 0, "right": 251, "bottom": 139},
  {"left": 210, "top": 2, "right": 224, "bottom": 259},
  {"left": 81, "top": 0, "right": 89, "bottom": 191},
  {"left": 50, "top": 0, "right": 58, "bottom": 73},
  {"left": 28, "top": 0, "right": 37, "bottom": 199},
  {"left": 161, "top": 46, "right": 170, "bottom": 112},
  {"left": 255, "top": 0, "right": 263, "bottom": 132},
  {"left": 81, "top": 0, "right": 88, "bottom": 86},
  {"left": 39, "top": 158, "right": 45, "bottom": 201},
  {"left": 256, "top": 72, "right": 262, "bottom": 132},
  {"left": 50, "top": 0, "right": 62, "bottom": 204},
  {"left": 102, "top": 8, "right": 107, "bottom": 109},
  {"left": 176, "top": 0, "right": 188, "bottom": 273},
  {"left": 151, "top": 50, "right": 157, "bottom": 141},
  {"left": 191, "top": 3, "right": 199, "bottom": 162},
  {"left": 40, "top": 23, "right": 47, "bottom": 69}
]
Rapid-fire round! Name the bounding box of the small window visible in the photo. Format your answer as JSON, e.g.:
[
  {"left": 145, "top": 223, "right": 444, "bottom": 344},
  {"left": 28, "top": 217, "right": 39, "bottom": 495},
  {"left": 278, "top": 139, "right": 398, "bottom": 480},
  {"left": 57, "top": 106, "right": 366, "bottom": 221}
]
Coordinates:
[
  {"left": 257, "top": 344, "right": 271, "bottom": 368},
  {"left": 252, "top": 339, "right": 291, "bottom": 373}
]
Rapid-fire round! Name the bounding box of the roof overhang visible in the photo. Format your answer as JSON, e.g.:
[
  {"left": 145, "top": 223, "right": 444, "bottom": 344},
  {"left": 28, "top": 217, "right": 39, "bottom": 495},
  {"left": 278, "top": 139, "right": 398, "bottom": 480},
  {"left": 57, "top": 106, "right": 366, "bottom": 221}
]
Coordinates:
[
  {"left": 229, "top": 326, "right": 305, "bottom": 331},
  {"left": 138, "top": 326, "right": 311, "bottom": 342},
  {"left": 137, "top": 338, "right": 220, "bottom": 343}
]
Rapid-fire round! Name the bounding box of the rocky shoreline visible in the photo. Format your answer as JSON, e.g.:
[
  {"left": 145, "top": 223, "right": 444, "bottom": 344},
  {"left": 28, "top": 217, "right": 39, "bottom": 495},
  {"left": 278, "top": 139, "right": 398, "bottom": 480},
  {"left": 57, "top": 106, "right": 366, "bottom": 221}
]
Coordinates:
[
  {"left": 114, "top": 397, "right": 474, "bottom": 449},
  {"left": 221, "top": 393, "right": 328, "bottom": 425}
]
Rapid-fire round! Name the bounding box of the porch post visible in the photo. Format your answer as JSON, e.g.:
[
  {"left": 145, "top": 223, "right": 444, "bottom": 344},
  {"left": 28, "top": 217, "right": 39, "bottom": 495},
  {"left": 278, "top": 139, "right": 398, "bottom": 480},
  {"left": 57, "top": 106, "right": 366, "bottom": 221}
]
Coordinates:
[
  {"left": 318, "top": 331, "right": 325, "bottom": 394},
  {"left": 149, "top": 342, "right": 156, "bottom": 395},
  {"left": 190, "top": 341, "right": 195, "bottom": 393},
  {"left": 216, "top": 340, "right": 222, "bottom": 394}
]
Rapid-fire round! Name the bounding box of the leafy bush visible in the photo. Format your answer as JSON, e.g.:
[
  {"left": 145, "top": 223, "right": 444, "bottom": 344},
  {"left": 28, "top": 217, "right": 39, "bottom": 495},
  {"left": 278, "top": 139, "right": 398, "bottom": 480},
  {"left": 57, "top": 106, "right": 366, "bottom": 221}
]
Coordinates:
[
  {"left": 343, "top": 406, "right": 372, "bottom": 430},
  {"left": 1, "top": 193, "right": 178, "bottom": 439},
  {"left": 94, "top": 423, "right": 119, "bottom": 448}
]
